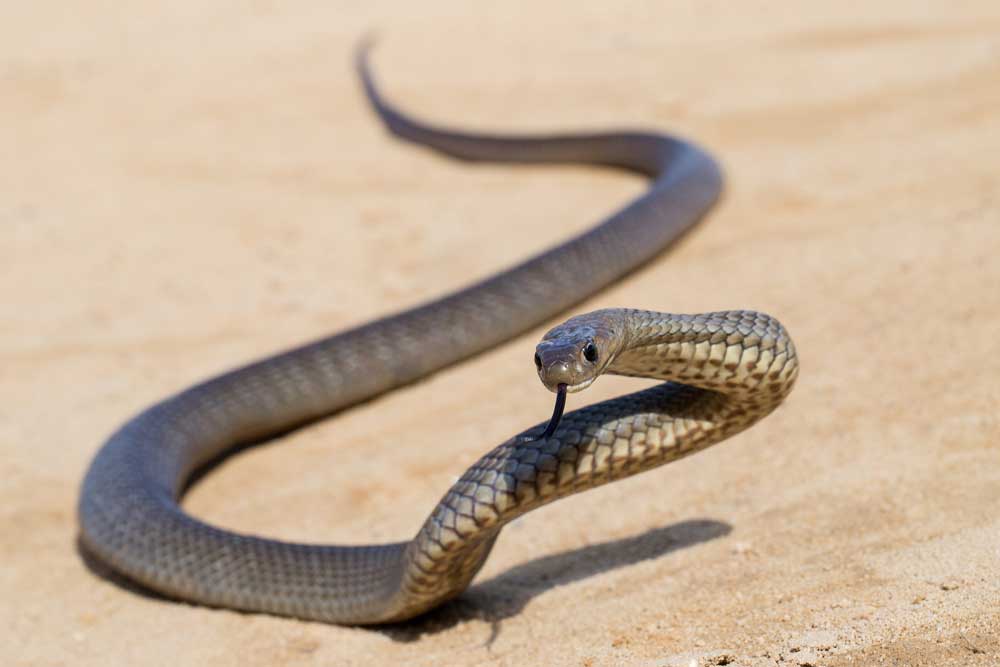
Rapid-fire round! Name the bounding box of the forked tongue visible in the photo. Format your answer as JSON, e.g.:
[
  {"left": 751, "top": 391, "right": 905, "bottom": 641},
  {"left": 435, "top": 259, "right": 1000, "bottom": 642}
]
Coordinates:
[{"left": 539, "top": 383, "right": 568, "bottom": 440}]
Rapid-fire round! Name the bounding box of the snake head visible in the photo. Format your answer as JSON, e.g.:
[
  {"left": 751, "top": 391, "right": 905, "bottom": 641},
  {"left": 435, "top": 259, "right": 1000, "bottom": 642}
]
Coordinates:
[{"left": 533, "top": 310, "right": 623, "bottom": 393}]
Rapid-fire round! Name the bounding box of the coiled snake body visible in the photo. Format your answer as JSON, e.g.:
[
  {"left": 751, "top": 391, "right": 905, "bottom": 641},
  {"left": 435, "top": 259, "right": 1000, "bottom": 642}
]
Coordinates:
[{"left": 78, "top": 46, "right": 798, "bottom": 624}]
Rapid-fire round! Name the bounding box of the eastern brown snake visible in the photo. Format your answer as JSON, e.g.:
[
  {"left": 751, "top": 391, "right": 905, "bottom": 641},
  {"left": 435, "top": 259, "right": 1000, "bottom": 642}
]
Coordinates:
[{"left": 78, "top": 43, "right": 797, "bottom": 624}]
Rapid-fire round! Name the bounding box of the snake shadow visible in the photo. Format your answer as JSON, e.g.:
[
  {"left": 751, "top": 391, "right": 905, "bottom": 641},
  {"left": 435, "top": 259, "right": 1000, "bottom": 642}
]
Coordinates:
[{"left": 380, "top": 517, "right": 731, "bottom": 642}]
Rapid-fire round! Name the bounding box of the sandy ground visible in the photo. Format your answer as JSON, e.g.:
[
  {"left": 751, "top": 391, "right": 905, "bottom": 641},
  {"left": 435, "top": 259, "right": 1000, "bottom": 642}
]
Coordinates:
[{"left": 4, "top": 2, "right": 999, "bottom": 666}]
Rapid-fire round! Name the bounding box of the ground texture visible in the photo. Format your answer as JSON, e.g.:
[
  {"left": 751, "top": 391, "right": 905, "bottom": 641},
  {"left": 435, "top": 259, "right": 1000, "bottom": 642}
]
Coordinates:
[{"left": 4, "top": 2, "right": 999, "bottom": 666}]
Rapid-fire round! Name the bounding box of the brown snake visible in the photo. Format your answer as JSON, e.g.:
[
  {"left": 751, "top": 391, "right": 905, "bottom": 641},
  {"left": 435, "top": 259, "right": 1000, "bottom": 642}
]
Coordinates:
[{"left": 78, "top": 44, "right": 798, "bottom": 624}]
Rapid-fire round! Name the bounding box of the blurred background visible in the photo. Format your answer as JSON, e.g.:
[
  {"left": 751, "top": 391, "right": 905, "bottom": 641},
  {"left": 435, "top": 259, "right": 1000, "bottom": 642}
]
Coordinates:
[{"left": 4, "top": 2, "right": 998, "bottom": 666}]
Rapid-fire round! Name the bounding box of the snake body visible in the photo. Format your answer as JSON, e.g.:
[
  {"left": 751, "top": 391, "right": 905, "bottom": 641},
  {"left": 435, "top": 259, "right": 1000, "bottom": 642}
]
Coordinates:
[{"left": 78, "top": 46, "right": 798, "bottom": 624}]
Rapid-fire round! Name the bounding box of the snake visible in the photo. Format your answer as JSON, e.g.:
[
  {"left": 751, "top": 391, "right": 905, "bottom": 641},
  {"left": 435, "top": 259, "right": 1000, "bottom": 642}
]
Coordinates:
[{"left": 78, "top": 43, "right": 798, "bottom": 625}]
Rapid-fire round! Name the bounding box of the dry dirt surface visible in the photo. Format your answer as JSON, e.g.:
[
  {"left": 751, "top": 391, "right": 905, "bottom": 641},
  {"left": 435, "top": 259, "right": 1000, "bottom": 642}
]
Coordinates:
[{"left": 4, "top": 3, "right": 999, "bottom": 666}]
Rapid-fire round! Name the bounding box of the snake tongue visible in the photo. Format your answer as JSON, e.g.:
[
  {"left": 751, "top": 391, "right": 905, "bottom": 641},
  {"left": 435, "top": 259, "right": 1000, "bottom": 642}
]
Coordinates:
[{"left": 539, "top": 383, "right": 568, "bottom": 440}]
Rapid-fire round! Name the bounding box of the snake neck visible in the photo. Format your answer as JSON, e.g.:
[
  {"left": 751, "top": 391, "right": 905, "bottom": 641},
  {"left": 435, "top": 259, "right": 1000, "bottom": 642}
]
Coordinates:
[{"left": 606, "top": 309, "right": 799, "bottom": 407}]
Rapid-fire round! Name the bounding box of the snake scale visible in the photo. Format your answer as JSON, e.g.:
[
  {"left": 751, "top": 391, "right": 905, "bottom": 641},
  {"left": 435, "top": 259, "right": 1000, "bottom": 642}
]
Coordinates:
[{"left": 78, "top": 44, "right": 798, "bottom": 624}]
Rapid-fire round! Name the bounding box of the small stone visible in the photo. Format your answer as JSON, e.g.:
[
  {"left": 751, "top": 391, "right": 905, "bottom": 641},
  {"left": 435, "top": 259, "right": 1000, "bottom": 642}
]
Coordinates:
[
  {"left": 793, "top": 649, "right": 821, "bottom": 666},
  {"left": 794, "top": 629, "right": 838, "bottom": 651},
  {"left": 648, "top": 650, "right": 737, "bottom": 667}
]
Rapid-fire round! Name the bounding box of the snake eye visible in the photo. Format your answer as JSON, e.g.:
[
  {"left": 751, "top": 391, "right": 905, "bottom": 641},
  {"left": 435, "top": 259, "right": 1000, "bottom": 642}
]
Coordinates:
[
  {"left": 534, "top": 352, "right": 542, "bottom": 370},
  {"left": 583, "top": 342, "right": 598, "bottom": 363}
]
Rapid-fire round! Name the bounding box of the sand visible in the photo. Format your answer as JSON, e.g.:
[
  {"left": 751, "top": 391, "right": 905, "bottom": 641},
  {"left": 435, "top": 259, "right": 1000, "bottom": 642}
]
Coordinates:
[{"left": 4, "top": 2, "right": 999, "bottom": 665}]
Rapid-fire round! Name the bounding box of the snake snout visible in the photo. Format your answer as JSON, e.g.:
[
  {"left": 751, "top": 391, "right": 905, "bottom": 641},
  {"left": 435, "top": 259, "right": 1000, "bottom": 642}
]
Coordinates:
[{"left": 534, "top": 342, "right": 589, "bottom": 392}]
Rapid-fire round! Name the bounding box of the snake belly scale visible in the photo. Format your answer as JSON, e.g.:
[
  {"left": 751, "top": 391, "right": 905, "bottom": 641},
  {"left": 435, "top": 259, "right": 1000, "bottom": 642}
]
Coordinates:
[{"left": 78, "top": 45, "right": 798, "bottom": 624}]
